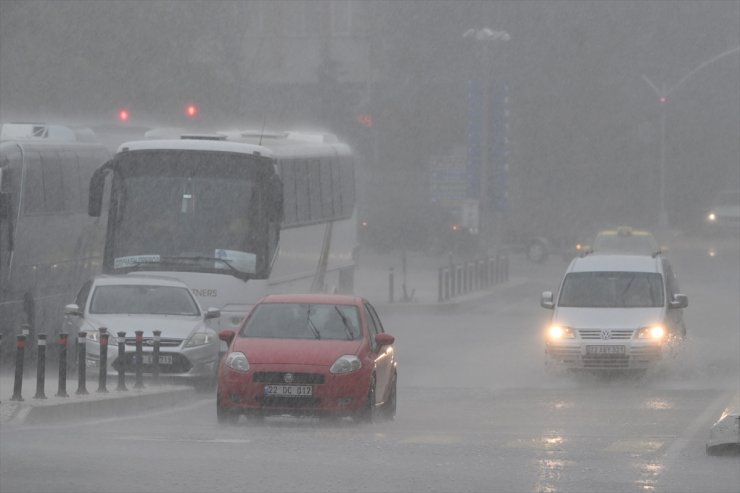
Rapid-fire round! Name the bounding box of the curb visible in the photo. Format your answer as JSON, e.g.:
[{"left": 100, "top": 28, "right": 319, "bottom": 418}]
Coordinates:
[{"left": 3, "top": 386, "right": 196, "bottom": 425}]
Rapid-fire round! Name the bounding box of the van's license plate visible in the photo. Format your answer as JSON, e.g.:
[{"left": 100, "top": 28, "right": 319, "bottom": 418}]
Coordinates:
[
  {"left": 264, "top": 385, "right": 313, "bottom": 397},
  {"left": 586, "top": 345, "right": 625, "bottom": 354}
]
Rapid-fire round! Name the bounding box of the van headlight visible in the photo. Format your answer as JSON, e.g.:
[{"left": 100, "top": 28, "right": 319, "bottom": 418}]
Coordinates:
[
  {"left": 547, "top": 325, "right": 575, "bottom": 339},
  {"left": 636, "top": 325, "right": 665, "bottom": 340},
  {"left": 707, "top": 212, "right": 717, "bottom": 223}
]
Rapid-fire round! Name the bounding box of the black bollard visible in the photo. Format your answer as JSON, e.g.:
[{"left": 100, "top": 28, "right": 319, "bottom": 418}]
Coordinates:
[
  {"left": 117, "top": 331, "right": 127, "bottom": 391},
  {"left": 76, "top": 331, "right": 88, "bottom": 395},
  {"left": 0, "top": 333, "right": 3, "bottom": 404},
  {"left": 152, "top": 330, "right": 161, "bottom": 383},
  {"left": 97, "top": 328, "right": 109, "bottom": 393},
  {"left": 56, "top": 333, "right": 69, "bottom": 397},
  {"left": 388, "top": 267, "right": 394, "bottom": 304},
  {"left": 34, "top": 334, "right": 47, "bottom": 399},
  {"left": 10, "top": 334, "right": 26, "bottom": 401},
  {"left": 134, "top": 330, "right": 144, "bottom": 389}
]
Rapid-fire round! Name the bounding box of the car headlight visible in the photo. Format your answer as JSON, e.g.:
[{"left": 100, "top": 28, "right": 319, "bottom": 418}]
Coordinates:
[
  {"left": 707, "top": 212, "right": 717, "bottom": 223},
  {"left": 547, "top": 325, "right": 575, "bottom": 339},
  {"left": 636, "top": 325, "right": 665, "bottom": 340},
  {"left": 330, "top": 355, "right": 362, "bottom": 374},
  {"left": 184, "top": 329, "right": 216, "bottom": 348},
  {"left": 224, "top": 351, "right": 249, "bottom": 372}
]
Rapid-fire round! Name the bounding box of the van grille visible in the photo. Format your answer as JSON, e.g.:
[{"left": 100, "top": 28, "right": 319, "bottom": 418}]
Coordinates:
[{"left": 578, "top": 329, "right": 634, "bottom": 340}]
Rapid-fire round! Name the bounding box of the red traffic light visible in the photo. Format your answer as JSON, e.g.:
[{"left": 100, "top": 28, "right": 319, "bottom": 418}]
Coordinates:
[
  {"left": 659, "top": 96, "right": 667, "bottom": 104},
  {"left": 118, "top": 108, "right": 130, "bottom": 122},
  {"left": 356, "top": 114, "right": 373, "bottom": 128},
  {"left": 185, "top": 103, "right": 199, "bottom": 118}
]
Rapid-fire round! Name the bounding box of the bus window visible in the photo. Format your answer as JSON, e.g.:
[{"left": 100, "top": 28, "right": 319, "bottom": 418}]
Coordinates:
[
  {"left": 41, "top": 151, "right": 65, "bottom": 212},
  {"left": 22, "top": 151, "right": 45, "bottom": 214},
  {"left": 280, "top": 160, "right": 298, "bottom": 225},
  {"left": 321, "top": 158, "right": 334, "bottom": 219},
  {"left": 308, "top": 158, "right": 321, "bottom": 221},
  {"left": 295, "top": 159, "right": 310, "bottom": 223}
]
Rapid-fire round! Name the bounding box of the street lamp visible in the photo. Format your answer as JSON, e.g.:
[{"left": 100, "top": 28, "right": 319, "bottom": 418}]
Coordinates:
[
  {"left": 642, "top": 45, "right": 740, "bottom": 232},
  {"left": 463, "top": 28, "right": 510, "bottom": 252}
]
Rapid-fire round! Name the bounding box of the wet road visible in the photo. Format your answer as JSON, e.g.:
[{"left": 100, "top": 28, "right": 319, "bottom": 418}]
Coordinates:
[{"left": 1, "top": 234, "right": 738, "bottom": 493}]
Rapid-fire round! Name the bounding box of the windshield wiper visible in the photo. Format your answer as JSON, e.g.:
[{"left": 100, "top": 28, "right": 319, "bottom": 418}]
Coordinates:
[
  {"left": 305, "top": 309, "right": 321, "bottom": 340},
  {"left": 334, "top": 306, "right": 355, "bottom": 340}
]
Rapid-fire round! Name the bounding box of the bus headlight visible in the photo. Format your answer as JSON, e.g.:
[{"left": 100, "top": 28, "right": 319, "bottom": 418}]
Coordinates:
[
  {"left": 636, "top": 325, "right": 665, "bottom": 340},
  {"left": 547, "top": 325, "right": 575, "bottom": 340}
]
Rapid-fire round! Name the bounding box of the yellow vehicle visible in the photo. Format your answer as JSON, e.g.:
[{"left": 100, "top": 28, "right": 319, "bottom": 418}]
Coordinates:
[{"left": 583, "top": 227, "right": 664, "bottom": 256}]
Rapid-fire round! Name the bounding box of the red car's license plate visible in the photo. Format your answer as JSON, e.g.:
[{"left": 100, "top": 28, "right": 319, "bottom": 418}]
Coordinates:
[{"left": 264, "top": 385, "right": 313, "bottom": 397}]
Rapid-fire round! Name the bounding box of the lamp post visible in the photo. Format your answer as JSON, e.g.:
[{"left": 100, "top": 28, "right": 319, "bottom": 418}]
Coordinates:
[
  {"left": 642, "top": 45, "right": 740, "bottom": 232},
  {"left": 463, "top": 28, "right": 510, "bottom": 252}
]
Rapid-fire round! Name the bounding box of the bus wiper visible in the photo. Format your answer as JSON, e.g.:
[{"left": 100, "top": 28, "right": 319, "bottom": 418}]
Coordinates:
[
  {"left": 306, "top": 309, "right": 321, "bottom": 340},
  {"left": 334, "top": 306, "right": 355, "bottom": 340}
]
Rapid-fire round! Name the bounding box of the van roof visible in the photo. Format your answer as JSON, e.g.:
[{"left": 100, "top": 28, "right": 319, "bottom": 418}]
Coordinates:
[{"left": 568, "top": 254, "right": 662, "bottom": 274}]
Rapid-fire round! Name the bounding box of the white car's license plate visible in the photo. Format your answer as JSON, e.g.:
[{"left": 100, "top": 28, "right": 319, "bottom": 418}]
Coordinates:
[
  {"left": 264, "top": 385, "right": 313, "bottom": 397},
  {"left": 586, "top": 345, "right": 625, "bottom": 354},
  {"left": 142, "top": 354, "right": 173, "bottom": 364}
]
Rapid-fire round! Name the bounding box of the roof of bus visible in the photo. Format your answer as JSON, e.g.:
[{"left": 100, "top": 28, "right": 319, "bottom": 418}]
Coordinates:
[{"left": 116, "top": 138, "right": 274, "bottom": 157}]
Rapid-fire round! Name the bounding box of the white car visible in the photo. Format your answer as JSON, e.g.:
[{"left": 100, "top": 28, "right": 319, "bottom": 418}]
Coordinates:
[
  {"left": 541, "top": 253, "right": 688, "bottom": 372},
  {"left": 64, "top": 274, "right": 221, "bottom": 388}
]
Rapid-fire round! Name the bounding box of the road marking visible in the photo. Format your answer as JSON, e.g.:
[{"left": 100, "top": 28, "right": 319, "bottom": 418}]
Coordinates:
[{"left": 116, "top": 436, "right": 252, "bottom": 444}]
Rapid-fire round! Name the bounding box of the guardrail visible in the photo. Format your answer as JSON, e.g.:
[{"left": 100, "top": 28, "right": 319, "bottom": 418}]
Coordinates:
[{"left": 438, "top": 252, "right": 509, "bottom": 302}]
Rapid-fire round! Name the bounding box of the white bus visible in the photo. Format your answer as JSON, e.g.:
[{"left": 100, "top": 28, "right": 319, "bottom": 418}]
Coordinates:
[
  {"left": 0, "top": 123, "right": 110, "bottom": 358},
  {"left": 87, "top": 130, "right": 357, "bottom": 330}
]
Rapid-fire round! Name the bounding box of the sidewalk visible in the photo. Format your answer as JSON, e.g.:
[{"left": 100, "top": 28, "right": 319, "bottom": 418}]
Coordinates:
[{"left": 1, "top": 249, "right": 515, "bottom": 426}]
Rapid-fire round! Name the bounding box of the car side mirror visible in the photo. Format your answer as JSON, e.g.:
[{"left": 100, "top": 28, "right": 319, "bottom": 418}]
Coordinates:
[
  {"left": 204, "top": 307, "right": 221, "bottom": 320},
  {"left": 64, "top": 303, "right": 82, "bottom": 317},
  {"left": 670, "top": 293, "right": 688, "bottom": 309},
  {"left": 218, "top": 329, "right": 236, "bottom": 345},
  {"left": 375, "top": 333, "right": 395, "bottom": 348},
  {"left": 540, "top": 291, "right": 555, "bottom": 309}
]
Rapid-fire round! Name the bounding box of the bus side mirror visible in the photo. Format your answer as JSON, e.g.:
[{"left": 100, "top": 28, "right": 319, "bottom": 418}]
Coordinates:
[{"left": 88, "top": 166, "right": 108, "bottom": 217}]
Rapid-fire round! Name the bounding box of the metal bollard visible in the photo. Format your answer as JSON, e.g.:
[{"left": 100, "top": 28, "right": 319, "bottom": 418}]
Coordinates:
[
  {"left": 97, "top": 328, "right": 109, "bottom": 393},
  {"left": 34, "top": 334, "right": 47, "bottom": 399},
  {"left": 10, "top": 334, "right": 26, "bottom": 401},
  {"left": 134, "top": 330, "right": 144, "bottom": 389},
  {"left": 152, "top": 330, "right": 161, "bottom": 383},
  {"left": 76, "top": 331, "right": 88, "bottom": 395},
  {"left": 56, "top": 333, "right": 69, "bottom": 397},
  {"left": 117, "top": 331, "right": 127, "bottom": 391},
  {"left": 0, "top": 333, "right": 2, "bottom": 404}
]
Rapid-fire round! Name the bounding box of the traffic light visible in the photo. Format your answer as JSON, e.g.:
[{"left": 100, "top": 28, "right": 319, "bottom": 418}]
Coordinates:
[
  {"left": 118, "top": 108, "right": 130, "bottom": 122},
  {"left": 185, "top": 103, "right": 199, "bottom": 118},
  {"left": 659, "top": 96, "right": 667, "bottom": 104}
]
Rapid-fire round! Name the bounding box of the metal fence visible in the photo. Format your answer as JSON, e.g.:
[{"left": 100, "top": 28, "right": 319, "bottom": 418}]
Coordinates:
[{"left": 437, "top": 252, "right": 509, "bottom": 302}]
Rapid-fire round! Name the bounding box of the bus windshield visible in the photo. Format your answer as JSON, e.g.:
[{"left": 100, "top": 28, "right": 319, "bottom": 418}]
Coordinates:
[{"left": 107, "top": 150, "right": 274, "bottom": 278}]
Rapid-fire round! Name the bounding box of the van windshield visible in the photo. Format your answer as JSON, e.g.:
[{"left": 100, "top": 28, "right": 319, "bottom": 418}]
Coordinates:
[{"left": 558, "top": 272, "right": 664, "bottom": 308}]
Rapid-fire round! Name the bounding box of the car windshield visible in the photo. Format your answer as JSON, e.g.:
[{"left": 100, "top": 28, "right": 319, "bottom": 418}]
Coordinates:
[
  {"left": 89, "top": 284, "right": 200, "bottom": 316},
  {"left": 592, "top": 234, "right": 658, "bottom": 254},
  {"left": 241, "top": 303, "right": 360, "bottom": 341},
  {"left": 558, "top": 271, "right": 664, "bottom": 308}
]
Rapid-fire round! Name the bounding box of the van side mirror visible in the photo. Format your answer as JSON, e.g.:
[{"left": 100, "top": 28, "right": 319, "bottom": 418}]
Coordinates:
[
  {"left": 540, "top": 291, "right": 555, "bottom": 309},
  {"left": 204, "top": 307, "right": 221, "bottom": 320},
  {"left": 669, "top": 293, "right": 688, "bottom": 309},
  {"left": 64, "top": 303, "right": 82, "bottom": 317}
]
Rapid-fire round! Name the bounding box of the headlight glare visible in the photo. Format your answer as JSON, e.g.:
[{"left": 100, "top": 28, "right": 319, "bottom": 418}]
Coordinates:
[
  {"left": 547, "top": 325, "right": 574, "bottom": 339},
  {"left": 330, "top": 355, "right": 362, "bottom": 374},
  {"left": 637, "top": 325, "right": 665, "bottom": 340},
  {"left": 225, "top": 351, "right": 249, "bottom": 372},
  {"left": 707, "top": 212, "right": 717, "bottom": 223}
]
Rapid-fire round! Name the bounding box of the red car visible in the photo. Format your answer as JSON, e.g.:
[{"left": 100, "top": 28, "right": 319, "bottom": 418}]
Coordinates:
[{"left": 216, "top": 293, "right": 397, "bottom": 423}]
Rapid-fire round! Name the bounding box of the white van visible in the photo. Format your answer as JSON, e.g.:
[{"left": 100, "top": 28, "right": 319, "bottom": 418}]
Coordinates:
[{"left": 540, "top": 253, "right": 688, "bottom": 371}]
